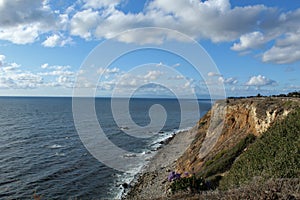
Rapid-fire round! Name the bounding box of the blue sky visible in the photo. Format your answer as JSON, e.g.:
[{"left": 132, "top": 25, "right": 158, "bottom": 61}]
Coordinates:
[{"left": 0, "top": 0, "right": 300, "bottom": 97}]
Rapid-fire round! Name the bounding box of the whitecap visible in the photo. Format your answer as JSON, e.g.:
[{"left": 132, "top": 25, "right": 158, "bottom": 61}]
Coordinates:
[
  {"left": 123, "top": 153, "right": 137, "bottom": 158},
  {"left": 49, "top": 144, "right": 63, "bottom": 149},
  {"left": 55, "top": 152, "right": 65, "bottom": 156}
]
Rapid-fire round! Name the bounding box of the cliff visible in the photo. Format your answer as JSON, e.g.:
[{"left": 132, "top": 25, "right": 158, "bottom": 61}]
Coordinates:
[{"left": 175, "top": 97, "right": 299, "bottom": 175}]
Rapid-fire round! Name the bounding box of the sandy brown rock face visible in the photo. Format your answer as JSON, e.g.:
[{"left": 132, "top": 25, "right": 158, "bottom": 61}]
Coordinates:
[{"left": 176, "top": 97, "right": 298, "bottom": 174}]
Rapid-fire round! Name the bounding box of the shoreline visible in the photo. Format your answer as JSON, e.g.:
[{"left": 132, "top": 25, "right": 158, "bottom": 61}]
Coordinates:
[{"left": 122, "top": 127, "right": 197, "bottom": 199}]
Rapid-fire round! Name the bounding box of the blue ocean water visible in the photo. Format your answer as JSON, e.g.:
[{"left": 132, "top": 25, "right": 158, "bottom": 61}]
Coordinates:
[{"left": 0, "top": 97, "right": 212, "bottom": 199}]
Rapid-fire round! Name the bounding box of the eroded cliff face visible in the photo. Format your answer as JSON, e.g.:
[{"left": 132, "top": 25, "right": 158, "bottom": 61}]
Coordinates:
[{"left": 176, "top": 97, "right": 299, "bottom": 174}]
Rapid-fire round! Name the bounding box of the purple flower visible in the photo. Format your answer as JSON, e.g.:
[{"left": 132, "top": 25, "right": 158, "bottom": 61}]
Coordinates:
[{"left": 168, "top": 171, "right": 181, "bottom": 181}]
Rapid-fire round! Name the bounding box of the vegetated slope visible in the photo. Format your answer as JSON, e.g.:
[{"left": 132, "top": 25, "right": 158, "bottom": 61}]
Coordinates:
[
  {"left": 176, "top": 97, "right": 298, "bottom": 176},
  {"left": 220, "top": 107, "right": 300, "bottom": 189},
  {"left": 173, "top": 97, "right": 300, "bottom": 195}
]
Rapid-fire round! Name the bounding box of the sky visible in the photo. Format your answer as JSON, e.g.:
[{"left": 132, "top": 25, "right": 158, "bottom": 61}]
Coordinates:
[{"left": 0, "top": 0, "right": 300, "bottom": 98}]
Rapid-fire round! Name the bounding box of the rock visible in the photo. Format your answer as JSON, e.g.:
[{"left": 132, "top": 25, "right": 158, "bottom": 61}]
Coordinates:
[{"left": 122, "top": 183, "right": 129, "bottom": 189}]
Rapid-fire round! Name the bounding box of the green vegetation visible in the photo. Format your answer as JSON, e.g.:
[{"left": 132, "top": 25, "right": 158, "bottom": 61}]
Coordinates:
[
  {"left": 228, "top": 90, "right": 300, "bottom": 99},
  {"left": 170, "top": 134, "right": 256, "bottom": 193},
  {"left": 170, "top": 103, "right": 300, "bottom": 195},
  {"left": 283, "top": 100, "right": 296, "bottom": 108},
  {"left": 199, "top": 134, "right": 256, "bottom": 179},
  {"left": 220, "top": 108, "right": 300, "bottom": 190},
  {"left": 170, "top": 175, "right": 206, "bottom": 193}
]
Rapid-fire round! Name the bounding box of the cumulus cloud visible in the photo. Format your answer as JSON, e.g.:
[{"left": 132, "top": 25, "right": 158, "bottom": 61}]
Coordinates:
[
  {"left": 56, "top": 75, "right": 74, "bottom": 88},
  {"left": 231, "top": 31, "right": 266, "bottom": 51},
  {"left": 245, "top": 75, "right": 277, "bottom": 87},
  {"left": 0, "top": 25, "right": 40, "bottom": 44},
  {"left": 0, "top": 0, "right": 64, "bottom": 44},
  {"left": 97, "top": 67, "right": 120, "bottom": 75},
  {"left": 42, "top": 33, "right": 72, "bottom": 47},
  {"left": 218, "top": 77, "right": 238, "bottom": 85},
  {"left": 82, "top": 0, "right": 122, "bottom": 9},
  {"left": 1, "top": 0, "right": 300, "bottom": 64},
  {"left": 0, "top": 0, "right": 54, "bottom": 27},
  {"left": 0, "top": 55, "right": 5, "bottom": 66},
  {"left": 2, "top": 62, "right": 20, "bottom": 72},
  {"left": 0, "top": 66, "right": 43, "bottom": 89},
  {"left": 87, "top": 0, "right": 271, "bottom": 44},
  {"left": 168, "top": 75, "right": 185, "bottom": 80},
  {"left": 208, "top": 72, "right": 222, "bottom": 77},
  {"left": 262, "top": 30, "right": 300, "bottom": 64},
  {"left": 75, "top": 0, "right": 300, "bottom": 63},
  {"left": 172, "top": 63, "right": 180, "bottom": 68},
  {"left": 144, "top": 70, "right": 163, "bottom": 80},
  {"left": 40, "top": 63, "right": 71, "bottom": 71},
  {"left": 0, "top": 55, "right": 76, "bottom": 89},
  {"left": 70, "top": 9, "right": 101, "bottom": 39}
]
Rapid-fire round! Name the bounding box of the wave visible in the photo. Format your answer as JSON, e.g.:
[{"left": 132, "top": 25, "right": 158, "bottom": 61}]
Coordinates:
[
  {"left": 149, "top": 127, "right": 192, "bottom": 151},
  {"left": 115, "top": 127, "right": 192, "bottom": 199},
  {"left": 55, "top": 152, "right": 65, "bottom": 156},
  {"left": 48, "top": 144, "right": 63, "bottom": 149}
]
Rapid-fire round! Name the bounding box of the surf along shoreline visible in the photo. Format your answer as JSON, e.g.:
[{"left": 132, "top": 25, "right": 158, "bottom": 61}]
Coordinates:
[{"left": 121, "top": 127, "right": 198, "bottom": 199}]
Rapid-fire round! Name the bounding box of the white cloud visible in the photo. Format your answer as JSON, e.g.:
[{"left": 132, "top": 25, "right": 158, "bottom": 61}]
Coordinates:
[
  {"left": 172, "top": 63, "right": 180, "bottom": 68},
  {"left": 2, "top": 62, "right": 20, "bottom": 72},
  {"left": 66, "top": 0, "right": 273, "bottom": 45},
  {"left": 144, "top": 70, "right": 163, "bottom": 80},
  {"left": 40, "top": 63, "right": 71, "bottom": 71},
  {"left": 0, "top": 0, "right": 55, "bottom": 27},
  {"left": 70, "top": 9, "right": 101, "bottom": 39},
  {"left": 97, "top": 67, "right": 120, "bottom": 75},
  {"left": 0, "top": 55, "right": 5, "bottom": 66},
  {"left": 39, "top": 63, "right": 74, "bottom": 77},
  {"left": 218, "top": 77, "right": 238, "bottom": 85},
  {"left": 0, "top": 70, "right": 43, "bottom": 89},
  {"left": 245, "top": 75, "right": 277, "bottom": 87},
  {"left": 231, "top": 31, "right": 266, "bottom": 51},
  {"left": 56, "top": 75, "right": 74, "bottom": 88},
  {"left": 262, "top": 30, "right": 300, "bottom": 64},
  {"left": 0, "top": 55, "right": 77, "bottom": 90},
  {"left": 208, "top": 72, "right": 222, "bottom": 77},
  {"left": 168, "top": 75, "right": 185, "bottom": 80},
  {"left": 42, "top": 33, "right": 72, "bottom": 47},
  {"left": 0, "top": 0, "right": 300, "bottom": 65},
  {"left": 0, "top": 0, "right": 60, "bottom": 44},
  {"left": 40, "top": 70, "right": 74, "bottom": 76},
  {"left": 262, "top": 45, "right": 300, "bottom": 64},
  {"left": 82, "top": 0, "right": 122, "bottom": 9},
  {"left": 0, "top": 25, "right": 40, "bottom": 44}
]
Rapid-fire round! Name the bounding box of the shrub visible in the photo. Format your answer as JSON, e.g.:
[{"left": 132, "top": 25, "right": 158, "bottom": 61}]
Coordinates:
[
  {"left": 199, "top": 134, "right": 256, "bottom": 178},
  {"left": 170, "top": 175, "right": 206, "bottom": 193},
  {"left": 220, "top": 109, "right": 300, "bottom": 190}
]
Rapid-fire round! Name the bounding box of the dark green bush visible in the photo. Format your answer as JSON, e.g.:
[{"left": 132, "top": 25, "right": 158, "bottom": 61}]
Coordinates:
[{"left": 170, "top": 175, "right": 206, "bottom": 193}]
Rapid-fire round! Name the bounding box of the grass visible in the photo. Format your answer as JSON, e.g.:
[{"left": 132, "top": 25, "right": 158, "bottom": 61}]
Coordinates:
[
  {"left": 199, "top": 134, "right": 256, "bottom": 179},
  {"left": 219, "top": 108, "right": 300, "bottom": 190}
]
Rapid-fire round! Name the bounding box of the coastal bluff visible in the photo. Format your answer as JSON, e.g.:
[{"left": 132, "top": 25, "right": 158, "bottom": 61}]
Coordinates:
[
  {"left": 176, "top": 97, "right": 297, "bottom": 174},
  {"left": 124, "top": 97, "right": 300, "bottom": 200}
]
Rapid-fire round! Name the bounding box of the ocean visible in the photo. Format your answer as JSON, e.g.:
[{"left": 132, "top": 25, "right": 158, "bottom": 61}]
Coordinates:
[{"left": 0, "top": 97, "right": 212, "bottom": 199}]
